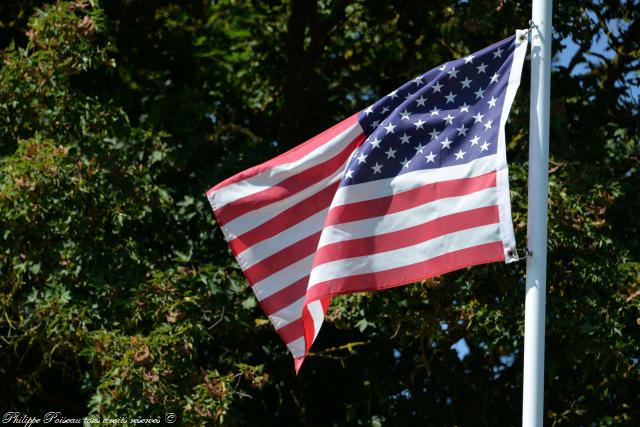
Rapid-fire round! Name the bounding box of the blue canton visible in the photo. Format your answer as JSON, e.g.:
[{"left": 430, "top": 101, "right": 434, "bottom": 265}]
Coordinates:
[{"left": 346, "top": 36, "right": 516, "bottom": 186}]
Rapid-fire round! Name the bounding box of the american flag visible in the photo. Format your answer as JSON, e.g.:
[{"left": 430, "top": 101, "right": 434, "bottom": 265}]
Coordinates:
[{"left": 206, "top": 31, "right": 528, "bottom": 371}]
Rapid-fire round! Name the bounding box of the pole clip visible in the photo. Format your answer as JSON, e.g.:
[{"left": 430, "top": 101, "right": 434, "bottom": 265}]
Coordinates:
[
  {"left": 520, "top": 20, "right": 538, "bottom": 41},
  {"left": 507, "top": 247, "right": 532, "bottom": 262}
]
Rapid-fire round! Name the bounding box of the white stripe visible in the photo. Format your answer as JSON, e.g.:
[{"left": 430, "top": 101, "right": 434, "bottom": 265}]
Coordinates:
[
  {"left": 308, "top": 223, "right": 501, "bottom": 287},
  {"left": 211, "top": 122, "right": 361, "bottom": 209},
  {"left": 222, "top": 169, "right": 343, "bottom": 240},
  {"left": 331, "top": 154, "right": 497, "bottom": 208},
  {"left": 239, "top": 208, "right": 327, "bottom": 269},
  {"left": 252, "top": 254, "right": 314, "bottom": 301},
  {"left": 286, "top": 336, "right": 305, "bottom": 358},
  {"left": 267, "top": 296, "right": 305, "bottom": 329},
  {"left": 307, "top": 300, "right": 325, "bottom": 342},
  {"left": 318, "top": 187, "right": 497, "bottom": 247}
]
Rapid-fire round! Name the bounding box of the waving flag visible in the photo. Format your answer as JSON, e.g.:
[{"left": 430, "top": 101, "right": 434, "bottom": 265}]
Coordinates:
[{"left": 206, "top": 31, "right": 528, "bottom": 371}]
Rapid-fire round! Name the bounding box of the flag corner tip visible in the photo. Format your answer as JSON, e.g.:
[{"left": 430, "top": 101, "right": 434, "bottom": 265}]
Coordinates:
[{"left": 294, "top": 356, "right": 306, "bottom": 375}]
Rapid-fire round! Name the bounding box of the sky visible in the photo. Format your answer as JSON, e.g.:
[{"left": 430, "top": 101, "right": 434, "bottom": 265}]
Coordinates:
[{"left": 553, "top": 15, "right": 639, "bottom": 104}]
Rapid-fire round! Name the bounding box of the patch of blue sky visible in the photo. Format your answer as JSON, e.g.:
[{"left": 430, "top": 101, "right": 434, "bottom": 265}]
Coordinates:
[
  {"left": 451, "top": 338, "right": 470, "bottom": 361},
  {"left": 554, "top": 13, "right": 638, "bottom": 104},
  {"left": 499, "top": 353, "right": 516, "bottom": 367}
]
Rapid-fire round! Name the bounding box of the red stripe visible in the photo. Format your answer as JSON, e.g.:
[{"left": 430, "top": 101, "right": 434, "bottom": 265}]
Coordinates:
[
  {"left": 305, "top": 241, "right": 505, "bottom": 302},
  {"left": 275, "top": 319, "right": 304, "bottom": 344},
  {"left": 244, "top": 231, "right": 320, "bottom": 284},
  {"left": 325, "top": 171, "right": 497, "bottom": 226},
  {"left": 295, "top": 295, "right": 330, "bottom": 373},
  {"left": 313, "top": 205, "right": 499, "bottom": 267},
  {"left": 229, "top": 181, "right": 338, "bottom": 255},
  {"left": 301, "top": 295, "right": 331, "bottom": 357},
  {"left": 215, "top": 132, "right": 365, "bottom": 226},
  {"left": 207, "top": 114, "right": 359, "bottom": 196},
  {"left": 301, "top": 304, "right": 314, "bottom": 359},
  {"left": 320, "top": 296, "right": 332, "bottom": 312},
  {"left": 259, "top": 276, "right": 309, "bottom": 315}
]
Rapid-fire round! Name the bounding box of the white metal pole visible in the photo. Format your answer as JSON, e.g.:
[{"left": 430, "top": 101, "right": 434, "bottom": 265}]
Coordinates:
[{"left": 523, "top": 0, "right": 552, "bottom": 426}]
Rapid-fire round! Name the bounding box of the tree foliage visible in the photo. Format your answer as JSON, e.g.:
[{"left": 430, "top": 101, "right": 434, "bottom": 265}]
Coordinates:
[{"left": 0, "top": 0, "right": 638, "bottom": 425}]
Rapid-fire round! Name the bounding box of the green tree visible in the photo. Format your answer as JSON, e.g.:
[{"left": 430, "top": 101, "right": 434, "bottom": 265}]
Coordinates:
[{"left": 0, "top": 0, "right": 638, "bottom": 425}]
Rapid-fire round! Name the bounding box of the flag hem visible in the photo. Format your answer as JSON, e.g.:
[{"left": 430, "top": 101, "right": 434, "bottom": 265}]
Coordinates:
[{"left": 496, "top": 30, "right": 529, "bottom": 263}]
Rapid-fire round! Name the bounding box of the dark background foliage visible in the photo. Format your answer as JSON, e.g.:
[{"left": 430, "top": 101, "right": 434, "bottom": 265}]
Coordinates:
[{"left": 0, "top": 0, "right": 638, "bottom": 425}]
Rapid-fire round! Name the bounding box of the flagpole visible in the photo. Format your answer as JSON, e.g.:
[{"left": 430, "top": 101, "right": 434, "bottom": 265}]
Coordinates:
[{"left": 523, "top": 0, "right": 552, "bottom": 426}]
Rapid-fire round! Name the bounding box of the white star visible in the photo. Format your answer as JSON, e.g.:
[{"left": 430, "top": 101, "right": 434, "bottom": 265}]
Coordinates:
[
  {"left": 487, "top": 97, "right": 497, "bottom": 108},
  {"left": 438, "top": 64, "right": 447, "bottom": 71},
  {"left": 464, "top": 54, "right": 475, "bottom": 64},
  {"left": 401, "top": 158, "right": 411, "bottom": 168},
  {"left": 405, "top": 92, "right": 414, "bottom": 100},
  {"left": 364, "top": 106, "right": 374, "bottom": 116},
  {"left": 470, "top": 135, "right": 480, "bottom": 146},
  {"left": 381, "top": 105, "right": 390, "bottom": 114},
  {"left": 429, "top": 129, "right": 439, "bottom": 140},
  {"left": 440, "top": 137, "right": 452, "bottom": 149},
  {"left": 447, "top": 67, "right": 459, "bottom": 79},
  {"left": 460, "top": 77, "right": 472, "bottom": 89},
  {"left": 472, "top": 112, "right": 484, "bottom": 123},
  {"left": 414, "top": 143, "right": 425, "bottom": 154},
  {"left": 458, "top": 102, "right": 470, "bottom": 113},
  {"left": 456, "top": 124, "right": 468, "bottom": 136},
  {"left": 399, "top": 133, "right": 412, "bottom": 144},
  {"left": 480, "top": 141, "right": 491, "bottom": 151},
  {"left": 384, "top": 122, "right": 397, "bottom": 134},
  {"left": 413, "top": 75, "right": 424, "bottom": 86},
  {"left": 388, "top": 90, "right": 399, "bottom": 99},
  {"left": 413, "top": 119, "right": 426, "bottom": 130},
  {"left": 415, "top": 95, "right": 427, "bottom": 107},
  {"left": 425, "top": 151, "right": 437, "bottom": 163},
  {"left": 493, "top": 47, "right": 504, "bottom": 58},
  {"left": 385, "top": 147, "right": 397, "bottom": 159},
  {"left": 443, "top": 114, "right": 455, "bottom": 125},
  {"left": 445, "top": 91, "right": 457, "bottom": 103},
  {"left": 429, "top": 106, "right": 440, "bottom": 116},
  {"left": 484, "top": 119, "right": 493, "bottom": 130},
  {"left": 345, "top": 169, "right": 354, "bottom": 179},
  {"left": 474, "top": 87, "right": 486, "bottom": 99},
  {"left": 370, "top": 120, "right": 380, "bottom": 128},
  {"left": 400, "top": 109, "right": 411, "bottom": 120},
  {"left": 454, "top": 149, "right": 466, "bottom": 160},
  {"left": 369, "top": 137, "right": 382, "bottom": 149},
  {"left": 490, "top": 72, "right": 500, "bottom": 84},
  {"left": 476, "top": 62, "right": 487, "bottom": 74},
  {"left": 431, "top": 81, "right": 443, "bottom": 93},
  {"left": 356, "top": 152, "right": 367, "bottom": 164},
  {"left": 371, "top": 162, "right": 383, "bottom": 174}
]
